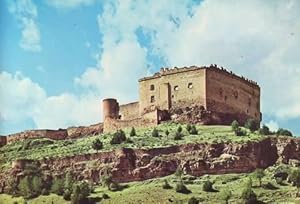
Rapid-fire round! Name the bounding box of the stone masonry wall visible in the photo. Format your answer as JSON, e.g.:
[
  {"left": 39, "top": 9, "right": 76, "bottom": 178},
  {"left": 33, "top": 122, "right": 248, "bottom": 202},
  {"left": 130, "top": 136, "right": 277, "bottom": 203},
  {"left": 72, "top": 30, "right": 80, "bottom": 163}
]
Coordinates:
[
  {"left": 103, "top": 110, "right": 158, "bottom": 133},
  {"left": 206, "top": 68, "right": 260, "bottom": 124},
  {"left": 119, "top": 102, "right": 139, "bottom": 120},
  {"left": 139, "top": 67, "right": 206, "bottom": 115}
]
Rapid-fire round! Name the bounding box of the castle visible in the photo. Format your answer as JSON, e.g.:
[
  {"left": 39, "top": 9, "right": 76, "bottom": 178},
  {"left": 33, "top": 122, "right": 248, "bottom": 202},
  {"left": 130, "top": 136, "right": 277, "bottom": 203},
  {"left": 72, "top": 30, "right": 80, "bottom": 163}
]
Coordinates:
[{"left": 103, "top": 65, "right": 261, "bottom": 132}]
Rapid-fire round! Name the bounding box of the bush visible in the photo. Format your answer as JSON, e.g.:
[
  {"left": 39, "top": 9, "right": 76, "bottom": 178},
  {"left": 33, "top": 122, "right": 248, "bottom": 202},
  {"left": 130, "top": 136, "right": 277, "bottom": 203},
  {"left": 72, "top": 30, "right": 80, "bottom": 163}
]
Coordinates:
[
  {"left": 162, "top": 179, "right": 172, "bottom": 189},
  {"left": 231, "top": 120, "right": 239, "bottom": 132},
  {"left": 234, "top": 127, "right": 247, "bottom": 136},
  {"left": 289, "top": 168, "right": 300, "bottom": 190},
  {"left": 241, "top": 178, "right": 257, "bottom": 204},
  {"left": 152, "top": 128, "right": 160, "bottom": 137},
  {"left": 63, "top": 189, "right": 71, "bottom": 201},
  {"left": 174, "top": 132, "right": 183, "bottom": 140},
  {"left": 177, "top": 126, "right": 183, "bottom": 133},
  {"left": 258, "top": 125, "right": 271, "bottom": 135},
  {"left": 18, "top": 175, "right": 42, "bottom": 199},
  {"left": 64, "top": 171, "right": 74, "bottom": 191},
  {"left": 276, "top": 128, "right": 293, "bottom": 137},
  {"left": 109, "top": 182, "right": 120, "bottom": 191},
  {"left": 130, "top": 127, "right": 136, "bottom": 136},
  {"left": 188, "top": 197, "right": 199, "bottom": 204},
  {"left": 51, "top": 177, "right": 65, "bottom": 195},
  {"left": 252, "top": 169, "right": 265, "bottom": 187},
  {"left": 244, "top": 119, "right": 259, "bottom": 132},
  {"left": 220, "top": 189, "right": 232, "bottom": 204},
  {"left": 189, "top": 125, "right": 198, "bottom": 135},
  {"left": 71, "top": 181, "right": 91, "bottom": 204},
  {"left": 175, "top": 167, "right": 183, "bottom": 181},
  {"left": 186, "top": 124, "right": 192, "bottom": 132},
  {"left": 92, "top": 138, "right": 103, "bottom": 152},
  {"left": 202, "top": 180, "right": 214, "bottom": 192},
  {"left": 110, "top": 130, "right": 126, "bottom": 144},
  {"left": 175, "top": 181, "right": 191, "bottom": 194}
]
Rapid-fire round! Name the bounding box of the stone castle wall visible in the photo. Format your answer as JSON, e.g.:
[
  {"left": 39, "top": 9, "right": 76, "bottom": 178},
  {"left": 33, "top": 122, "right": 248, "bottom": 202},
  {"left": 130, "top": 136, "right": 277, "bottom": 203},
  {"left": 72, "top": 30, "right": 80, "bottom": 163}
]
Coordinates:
[
  {"left": 206, "top": 68, "right": 260, "bottom": 124},
  {"left": 103, "top": 110, "right": 158, "bottom": 133},
  {"left": 139, "top": 67, "right": 206, "bottom": 115},
  {"left": 119, "top": 102, "right": 139, "bottom": 120}
]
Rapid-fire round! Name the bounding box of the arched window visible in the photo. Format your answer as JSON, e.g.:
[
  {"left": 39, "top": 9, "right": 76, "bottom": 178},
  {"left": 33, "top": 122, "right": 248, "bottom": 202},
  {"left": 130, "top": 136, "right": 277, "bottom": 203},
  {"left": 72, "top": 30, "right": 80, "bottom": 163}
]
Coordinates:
[
  {"left": 150, "top": 84, "right": 155, "bottom": 91},
  {"left": 174, "top": 86, "right": 179, "bottom": 91},
  {"left": 150, "top": 96, "right": 155, "bottom": 103},
  {"left": 188, "top": 83, "right": 193, "bottom": 89}
]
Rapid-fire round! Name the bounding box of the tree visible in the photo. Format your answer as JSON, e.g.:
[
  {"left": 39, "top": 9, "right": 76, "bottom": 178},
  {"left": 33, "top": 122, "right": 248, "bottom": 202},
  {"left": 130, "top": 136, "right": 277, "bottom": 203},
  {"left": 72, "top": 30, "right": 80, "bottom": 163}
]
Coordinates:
[
  {"left": 234, "top": 127, "right": 247, "bottom": 136},
  {"left": 51, "top": 177, "right": 64, "bottom": 195},
  {"left": 175, "top": 167, "right": 183, "bottom": 182},
  {"left": 241, "top": 178, "right": 257, "bottom": 204},
  {"left": 162, "top": 179, "right": 172, "bottom": 189},
  {"left": 231, "top": 120, "right": 239, "bottom": 132},
  {"left": 32, "top": 176, "right": 42, "bottom": 197},
  {"left": 289, "top": 168, "right": 300, "bottom": 196},
  {"left": 152, "top": 128, "right": 159, "bottom": 137},
  {"left": 202, "top": 180, "right": 214, "bottom": 192},
  {"left": 258, "top": 125, "right": 271, "bottom": 135},
  {"left": 110, "top": 130, "right": 126, "bottom": 144},
  {"left": 71, "top": 181, "right": 90, "bottom": 204},
  {"left": 175, "top": 181, "right": 190, "bottom": 194},
  {"left": 252, "top": 169, "right": 265, "bottom": 187},
  {"left": 92, "top": 138, "right": 103, "bottom": 152},
  {"left": 64, "top": 171, "right": 74, "bottom": 191},
  {"left": 189, "top": 125, "right": 198, "bottom": 135},
  {"left": 244, "top": 119, "right": 259, "bottom": 132},
  {"left": 18, "top": 176, "right": 33, "bottom": 199},
  {"left": 174, "top": 132, "right": 183, "bottom": 140},
  {"left": 177, "top": 126, "right": 183, "bottom": 133},
  {"left": 276, "top": 128, "right": 293, "bottom": 137},
  {"left": 188, "top": 197, "right": 199, "bottom": 204},
  {"left": 130, "top": 127, "right": 136, "bottom": 136},
  {"left": 186, "top": 124, "right": 192, "bottom": 132},
  {"left": 220, "top": 189, "right": 232, "bottom": 204}
]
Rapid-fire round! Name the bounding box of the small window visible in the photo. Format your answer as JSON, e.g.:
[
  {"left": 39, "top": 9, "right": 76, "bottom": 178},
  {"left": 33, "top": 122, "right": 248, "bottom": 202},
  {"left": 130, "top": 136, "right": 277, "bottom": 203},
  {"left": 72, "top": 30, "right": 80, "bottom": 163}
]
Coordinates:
[
  {"left": 219, "top": 88, "right": 223, "bottom": 97},
  {"left": 150, "top": 84, "right": 155, "bottom": 91},
  {"left": 233, "top": 91, "right": 238, "bottom": 99},
  {"left": 150, "top": 96, "right": 155, "bottom": 103},
  {"left": 188, "top": 83, "right": 193, "bottom": 89},
  {"left": 174, "top": 86, "right": 179, "bottom": 91}
]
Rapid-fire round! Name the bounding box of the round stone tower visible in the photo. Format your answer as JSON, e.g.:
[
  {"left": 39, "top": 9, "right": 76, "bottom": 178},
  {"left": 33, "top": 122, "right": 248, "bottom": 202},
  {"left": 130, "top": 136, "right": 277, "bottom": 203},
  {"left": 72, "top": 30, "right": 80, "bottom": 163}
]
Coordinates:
[{"left": 102, "top": 98, "right": 119, "bottom": 120}]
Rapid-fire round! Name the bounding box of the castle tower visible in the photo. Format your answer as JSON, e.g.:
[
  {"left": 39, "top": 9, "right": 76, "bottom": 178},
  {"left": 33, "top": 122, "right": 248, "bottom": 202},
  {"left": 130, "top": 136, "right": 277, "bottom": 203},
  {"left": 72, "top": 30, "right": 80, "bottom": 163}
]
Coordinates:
[{"left": 102, "top": 98, "right": 119, "bottom": 120}]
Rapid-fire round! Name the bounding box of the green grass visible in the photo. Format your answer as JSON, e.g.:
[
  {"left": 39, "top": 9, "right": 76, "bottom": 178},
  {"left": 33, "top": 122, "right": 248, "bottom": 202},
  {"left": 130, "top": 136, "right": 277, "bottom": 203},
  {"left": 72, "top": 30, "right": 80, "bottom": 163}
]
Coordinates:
[
  {"left": 89, "top": 168, "right": 300, "bottom": 204},
  {"left": 0, "top": 123, "right": 271, "bottom": 170},
  {"left": 0, "top": 193, "right": 68, "bottom": 204}
]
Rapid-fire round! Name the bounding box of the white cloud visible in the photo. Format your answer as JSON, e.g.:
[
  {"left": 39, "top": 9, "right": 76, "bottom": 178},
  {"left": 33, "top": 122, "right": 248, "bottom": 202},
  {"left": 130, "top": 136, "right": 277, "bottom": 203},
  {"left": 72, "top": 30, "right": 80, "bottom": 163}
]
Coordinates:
[
  {"left": 8, "top": 0, "right": 41, "bottom": 52},
  {"left": 46, "top": 0, "right": 95, "bottom": 9},
  {"left": 266, "top": 120, "right": 279, "bottom": 132}
]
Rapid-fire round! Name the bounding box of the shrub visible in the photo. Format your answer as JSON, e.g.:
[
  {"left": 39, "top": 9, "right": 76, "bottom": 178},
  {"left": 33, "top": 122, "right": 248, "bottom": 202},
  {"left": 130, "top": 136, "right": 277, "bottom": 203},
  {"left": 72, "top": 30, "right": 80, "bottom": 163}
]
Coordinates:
[
  {"left": 252, "top": 169, "right": 265, "bottom": 187},
  {"left": 71, "top": 181, "right": 91, "bottom": 204},
  {"left": 110, "top": 130, "right": 126, "bottom": 144},
  {"left": 258, "top": 125, "right": 271, "bottom": 135},
  {"left": 130, "top": 127, "right": 136, "bottom": 136},
  {"left": 234, "top": 127, "right": 247, "bottom": 136},
  {"left": 244, "top": 119, "right": 259, "bottom": 132},
  {"left": 32, "top": 175, "right": 42, "bottom": 196},
  {"left": 202, "top": 180, "right": 214, "bottom": 192},
  {"left": 276, "top": 128, "right": 293, "bottom": 137},
  {"left": 18, "top": 176, "right": 34, "bottom": 199},
  {"left": 174, "top": 132, "right": 183, "bottom": 140},
  {"left": 175, "top": 167, "right": 183, "bottom": 181},
  {"left": 231, "top": 120, "right": 239, "bottom": 132},
  {"left": 162, "top": 179, "right": 172, "bottom": 189},
  {"left": 109, "top": 182, "right": 120, "bottom": 191},
  {"left": 64, "top": 171, "right": 74, "bottom": 191},
  {"left": 220, "top": 189, "right": 232, "bottom": 204},
  {"left": 63, "top": 189, "right": 71, "bottom": 201},
  {"left": 152, "top": 128, "right": 160, "bottom": 137},
  {"left": 177, "top": 126, "right": 183, "bottom": 133},
  {"left": 188, "top": 197, "right": 199, "bottom": 204},
  {"left": 289, "top": 168, "right": 300, "bottom": 194},
  {"left": 92, "top": 138, "right": 103, "bottom": 152},
  {"left": 51, "top": 177, "right": 64, "bottom": 195},
  {"left": 175, "top": 181, "right": 191, "bottom": 194},
  {"left": 241, "top": 178, "right": 257, "bottom": 204},
  {"left": 189, "top": 125, "right": 198, "bottom": 135},
  {"left": 186, "top": 124, "right": 192, "bottom": 132}
]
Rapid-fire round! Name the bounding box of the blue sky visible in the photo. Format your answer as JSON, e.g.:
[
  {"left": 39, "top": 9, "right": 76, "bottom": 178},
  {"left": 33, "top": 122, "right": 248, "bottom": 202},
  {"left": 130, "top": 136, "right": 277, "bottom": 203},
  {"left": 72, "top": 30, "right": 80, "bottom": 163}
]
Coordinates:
[{"left": 0, "top": 0, "right": 300, "bottom": 136}]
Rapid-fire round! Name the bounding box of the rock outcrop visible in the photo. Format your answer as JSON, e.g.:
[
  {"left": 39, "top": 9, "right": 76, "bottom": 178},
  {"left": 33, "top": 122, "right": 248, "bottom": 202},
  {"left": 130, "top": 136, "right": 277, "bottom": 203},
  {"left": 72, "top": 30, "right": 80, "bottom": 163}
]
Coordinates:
[{"left": 0, "top": 136, "right": 299, "bottom": 193}]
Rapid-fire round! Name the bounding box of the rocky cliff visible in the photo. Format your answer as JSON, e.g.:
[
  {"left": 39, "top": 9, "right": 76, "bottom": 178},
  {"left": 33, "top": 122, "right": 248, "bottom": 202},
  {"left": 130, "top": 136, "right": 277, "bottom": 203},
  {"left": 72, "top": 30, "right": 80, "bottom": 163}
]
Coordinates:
[{"left": 0, "top": 136, "right": 299, "bottom": 193}]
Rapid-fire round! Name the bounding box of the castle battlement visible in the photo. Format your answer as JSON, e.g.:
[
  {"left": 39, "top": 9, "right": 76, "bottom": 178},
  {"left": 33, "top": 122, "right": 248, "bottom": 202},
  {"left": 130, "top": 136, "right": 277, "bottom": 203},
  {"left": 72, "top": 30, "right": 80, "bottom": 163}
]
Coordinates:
[{"left": 139, "top": 65, "right": 259, "bottom": 88}]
